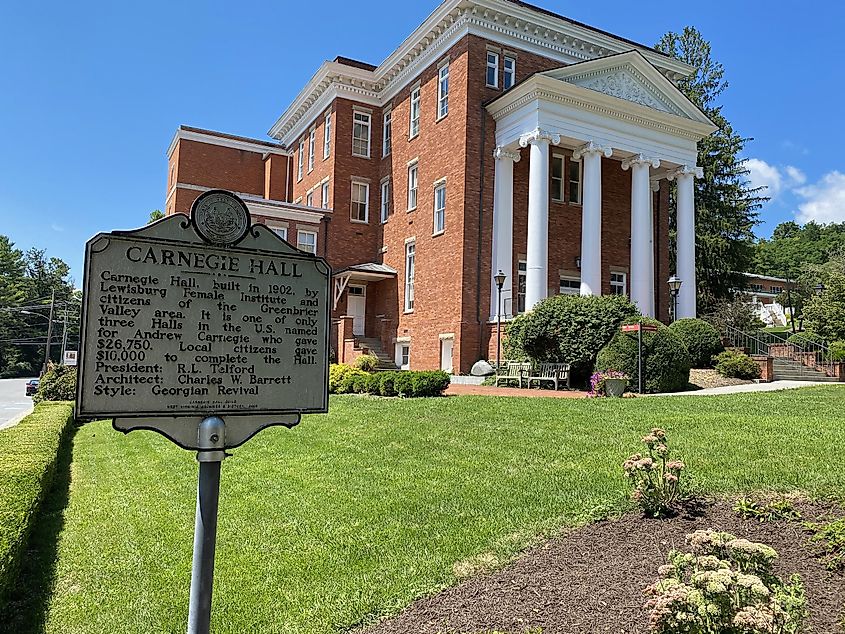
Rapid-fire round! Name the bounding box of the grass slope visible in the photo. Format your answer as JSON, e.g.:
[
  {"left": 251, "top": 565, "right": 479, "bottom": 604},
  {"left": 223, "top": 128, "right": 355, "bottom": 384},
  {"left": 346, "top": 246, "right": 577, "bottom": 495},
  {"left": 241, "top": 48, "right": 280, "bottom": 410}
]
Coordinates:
[{"left": 4, "top": 387, "right": 845, "bottom": 634}]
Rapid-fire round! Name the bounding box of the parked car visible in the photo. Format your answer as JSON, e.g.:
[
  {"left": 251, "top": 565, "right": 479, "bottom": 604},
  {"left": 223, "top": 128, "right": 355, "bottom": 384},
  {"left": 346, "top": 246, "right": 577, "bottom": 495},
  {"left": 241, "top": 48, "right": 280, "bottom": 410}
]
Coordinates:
[{"left": 25, "top": 379, "right": 39, "bottom": 396}]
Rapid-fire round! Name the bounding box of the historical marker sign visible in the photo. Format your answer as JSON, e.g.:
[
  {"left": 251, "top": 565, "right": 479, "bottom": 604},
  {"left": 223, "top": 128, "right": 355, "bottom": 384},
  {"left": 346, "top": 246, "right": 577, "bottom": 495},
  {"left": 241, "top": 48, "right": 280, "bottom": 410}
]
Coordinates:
[{"left": 75, "top": 190, "right": 331, "bottom": 448}]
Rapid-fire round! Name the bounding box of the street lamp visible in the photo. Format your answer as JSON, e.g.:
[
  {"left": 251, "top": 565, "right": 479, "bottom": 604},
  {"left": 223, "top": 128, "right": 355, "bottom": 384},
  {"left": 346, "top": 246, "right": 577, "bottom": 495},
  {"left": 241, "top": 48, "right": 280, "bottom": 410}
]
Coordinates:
[
  {"left": 494, "top": 270, "right": 507, "bottom": 371},
  {"left": 668, "top": 275, "right": 683, "bottom": 323}
]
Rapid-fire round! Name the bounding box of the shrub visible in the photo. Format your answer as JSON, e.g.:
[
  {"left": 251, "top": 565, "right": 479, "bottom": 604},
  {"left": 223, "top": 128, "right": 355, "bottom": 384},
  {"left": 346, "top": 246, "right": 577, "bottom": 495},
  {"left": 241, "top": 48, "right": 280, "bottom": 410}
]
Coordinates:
[
  {"left": 667, "top": 318, "right": 723, "bottom": 368},
  {"left": 409, "top": 371, "right": 450, "bottom": 397},
  {"left": 714, "top": 349, "right": 761, "bottom": 380},
  {"left": 393, "top": 372, "right": 414, "bottom": 397},
  {"left": 354, "top": 354, "right": 379, "bottom": 372},
  {"left": 339, "top": 368, "right": 370, "bottom": 394},
  {"left": 595, "top": 319, "right": 690, "bottom": 393},
  {"left": 827, "top": 340, "right": 845, "bottom": 362},
  {"left": 588, "top": 370, "right": 628, "bottom": 397},
  {"left": 328, "top": 364, "right": 355, "bottom": 393},
  {"left": 805, "top": 517, "right": 845, "bottom": 571},
  {"left": 644, "top": 529, "right": 807, "bottom": 633},
  {"left": 377, "top": 371, "right": 399, "bottom": 396},
  {"left": 32, "top": 363, "right": 76, "bottom": 404},
  {"left": 623, "top": 428, "right": 684, "bottom": 517},
  {"left": 786, "top": 331, "right": 824, "bottom": 348},
  {"left": 504, "top": 294, "right": 639, "bottom": 385},
  {"left": 0, "top": 402, "right": 74, "bottom": 608},
  {"left": 363, "top": 372, "right": 381, "bottom": 395},
  {"left": 703, "top": 297, "right": 767, "bottom": 333}
]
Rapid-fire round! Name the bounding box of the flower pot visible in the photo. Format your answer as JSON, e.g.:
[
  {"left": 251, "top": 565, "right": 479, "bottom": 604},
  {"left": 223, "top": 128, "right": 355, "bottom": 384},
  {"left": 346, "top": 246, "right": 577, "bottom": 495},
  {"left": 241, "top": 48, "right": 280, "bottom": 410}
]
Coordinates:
[{"left": 604, "top": 378, "right": 627, "bottom": 397}]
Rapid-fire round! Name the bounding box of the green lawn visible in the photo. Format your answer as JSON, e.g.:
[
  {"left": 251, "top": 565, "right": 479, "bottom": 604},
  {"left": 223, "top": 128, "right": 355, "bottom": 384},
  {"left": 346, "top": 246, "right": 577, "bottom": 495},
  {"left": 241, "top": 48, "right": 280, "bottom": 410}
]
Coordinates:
[{"left": 5, "top": 387, "right": 845, "bottom": 634}]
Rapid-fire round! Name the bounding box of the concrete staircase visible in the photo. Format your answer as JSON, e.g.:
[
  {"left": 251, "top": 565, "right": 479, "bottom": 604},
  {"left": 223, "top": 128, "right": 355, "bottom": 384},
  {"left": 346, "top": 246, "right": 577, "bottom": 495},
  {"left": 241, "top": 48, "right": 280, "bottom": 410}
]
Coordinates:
[
  {"left": 353, "top": 337, "right": 399, "bottom": 371},
  {"left": 772, "top": 357, "right": 840, "bottom": 383}
]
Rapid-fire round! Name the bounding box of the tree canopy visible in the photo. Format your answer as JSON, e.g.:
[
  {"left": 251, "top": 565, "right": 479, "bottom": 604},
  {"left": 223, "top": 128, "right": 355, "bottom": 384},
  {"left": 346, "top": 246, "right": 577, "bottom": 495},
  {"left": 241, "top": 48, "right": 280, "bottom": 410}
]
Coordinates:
[
  {"left": 656, "top": 27, "right": 764, "bottom": 311},
  {"left": 754, "top": 220, "right": 845, "bottom": 279}
]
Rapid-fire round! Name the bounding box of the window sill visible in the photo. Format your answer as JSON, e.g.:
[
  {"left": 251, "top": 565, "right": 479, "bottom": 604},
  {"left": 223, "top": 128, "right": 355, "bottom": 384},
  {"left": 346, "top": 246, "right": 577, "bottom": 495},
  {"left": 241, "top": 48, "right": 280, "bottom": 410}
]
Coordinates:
[
  {"left": 436, "top": 113, "right": 448, "bottom": 123},
  {"left": 568, "top": 201, "right": 582, "bottom": 207},
  {"left": 486, "top": 83, "right": 499, "bottom": 89},
  {"left": 350, "top": 218, "right": 369, "bottom": 225},
  {"left": 409, "top": 132, "right": 419, "bottom": 141},
  {"left": 432, "top": 230, "right": 445, "bottom": 237},
  {"left": 352, "top": 153, "right": 370, "bottom": 159},
  {"left": 407, "top": 207, "right": 417, "bottom": 213},
  {"left": 404, "top": 309, "right": 414, "bottom": 314}
]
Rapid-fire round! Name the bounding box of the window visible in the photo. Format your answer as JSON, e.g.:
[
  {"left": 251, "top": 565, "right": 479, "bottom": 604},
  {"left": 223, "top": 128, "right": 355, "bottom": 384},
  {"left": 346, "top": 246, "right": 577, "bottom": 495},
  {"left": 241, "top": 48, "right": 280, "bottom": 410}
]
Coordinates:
[
  {"left": 396, "top": 343, "right": 411, "bottom": 370},
  {"left": 308, "top": 129, "right": 315, "bottom": 172},
  {"left": 486, "top": 51, "right": 499, "bottom": 87},
  {"left": 352, "top": 111, "right": 371, "bottom": 157},
  {"left": 323, "top": 113, "right": 332, "bottom": 158},
  {"left": 610, "top": 271, "right": 627, "bottom": 296},
  {"left": 770, "top": 285, "right": 784, "bottom": 294},
  {"left": 305, "top": 190, "right": 314, "bottom": 207},
  {"left": 437, "top": 64, "right": 449, "bottom": 119},
  {"left": 407, "top": 162, "right": 418, "bottom": 210},
  {"left": 297, "top": 139, "right": 304, "bottom": 181},
  {"left": 351, "top": 181, "right": 369, "bottom": 223},
  {"left": 321, "top": 181, "right": 330, "bottom": 209},
  {"left": 560, "top": 276, "right": 581, "bottom": 296},
  {"left": 433, "top": 182, "right": 446, "bottom": 234},
  {"left": 409, "top": 87, "right": 420, "bottom": 138},
  {"left": 569, "top": 158, "right": 582, "bottom": 204},
  {"left": 551, "top": 154, "right": 564, "bottom": 201},
  {"left": 272, "top": 227, "right": 287, "bottom": 241},
  {"left": 297, "top": 230, "right": 317, "bottom": 254},
  {"left": 517, "top": 260, "right": 526, "bottom": 314},
  {"left": 404, "top": 242, "right": 415, "bottom": 311},
  {"left": 503, "top": 56, "right": 515, "bottom": 89},
  {"left": 382, "top": 110, "right": 392, "bottom": 157},
  {"left": 380, "top": 179, "right": 390, "bottom": 223},
  {"left": 750, "top": 283, "right": 764, "bottom": 292}
]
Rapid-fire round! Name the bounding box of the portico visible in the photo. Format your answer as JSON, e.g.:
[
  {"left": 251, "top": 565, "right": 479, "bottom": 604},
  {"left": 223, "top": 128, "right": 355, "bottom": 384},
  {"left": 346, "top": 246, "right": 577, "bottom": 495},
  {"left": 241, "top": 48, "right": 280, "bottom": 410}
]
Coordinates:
[{"left": 487, "top": 51, "right": 716, "bottom": 321}]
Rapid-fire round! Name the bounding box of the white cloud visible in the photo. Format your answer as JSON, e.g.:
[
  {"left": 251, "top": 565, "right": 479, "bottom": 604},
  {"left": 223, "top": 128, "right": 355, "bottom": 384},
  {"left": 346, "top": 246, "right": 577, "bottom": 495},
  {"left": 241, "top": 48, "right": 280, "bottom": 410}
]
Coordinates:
[
  {"left": 50, "top": 223, "right": 64, "bottom": 232},
  {"left": 795, "top": 171, "right": 845, "bottom": 224},
  {"left": 745, "top": 158, "right": 807, "bottom": 200}
]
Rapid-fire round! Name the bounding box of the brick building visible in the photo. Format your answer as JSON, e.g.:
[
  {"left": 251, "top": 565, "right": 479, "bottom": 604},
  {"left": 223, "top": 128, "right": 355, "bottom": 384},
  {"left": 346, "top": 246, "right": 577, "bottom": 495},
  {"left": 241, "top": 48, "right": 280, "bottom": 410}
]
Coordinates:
[{"left": 165, "top": 0, "right": 717, "bottom": 373}]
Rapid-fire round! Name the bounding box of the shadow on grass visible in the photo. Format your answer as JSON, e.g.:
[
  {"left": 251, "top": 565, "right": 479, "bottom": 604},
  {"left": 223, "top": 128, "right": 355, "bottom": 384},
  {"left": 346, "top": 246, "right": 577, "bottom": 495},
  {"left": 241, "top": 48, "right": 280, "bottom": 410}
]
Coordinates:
[{"left": 0, "top": 422, "right": 78, "bottom": 634}]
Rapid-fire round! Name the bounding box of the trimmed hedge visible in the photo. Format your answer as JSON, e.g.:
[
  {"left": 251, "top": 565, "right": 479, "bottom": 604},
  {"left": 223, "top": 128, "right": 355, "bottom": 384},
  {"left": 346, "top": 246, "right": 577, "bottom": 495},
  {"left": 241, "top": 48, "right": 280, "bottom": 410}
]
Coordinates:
[
  {"left": 667, "top": 318, "right": 723, "bottom": 368},
  {"left": 33, "top": 363, "right": 76, "bottom": 404},
  {"left": 714, "top": 349, "right": 761, "bottom": 380},
  {"left": 595, "top": 318, "right": 691, "bottom": 393},
  {"left": 354, "top": 354, "right": 379, "bottom": 372},
  {"left": 327, "top": 365, "right": 450, "bottom": 397},
  {"left": 0, "top": 402, "right": 74, "bottom": 608}
]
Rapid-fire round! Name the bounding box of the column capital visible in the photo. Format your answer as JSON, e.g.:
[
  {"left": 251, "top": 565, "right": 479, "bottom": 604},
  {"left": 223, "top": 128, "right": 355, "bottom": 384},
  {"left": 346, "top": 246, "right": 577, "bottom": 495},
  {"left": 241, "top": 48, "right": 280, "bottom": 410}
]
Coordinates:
[
  {"left": 518, "top": 128, "right": 560, "bottom": 148},
  {"left": 621, "top": 153, "right": 661, "bottom": 171},
  {"left": 493, "top": 146, "right": 521, "bottom": 163},
  {"left": 650, "top": 178, "right": 661, "bottom": 192},
  {"left": 667, "top": 164, "right": 704, "bottom": 180},
  {"left": 572, "top": 140, "right": 612, "bottom": 160}
]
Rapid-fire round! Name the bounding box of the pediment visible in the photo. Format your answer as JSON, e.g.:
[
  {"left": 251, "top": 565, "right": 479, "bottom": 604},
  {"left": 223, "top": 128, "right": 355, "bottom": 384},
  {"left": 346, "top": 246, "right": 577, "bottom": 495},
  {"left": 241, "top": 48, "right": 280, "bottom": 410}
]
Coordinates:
[{"left": 541, "top": 51, "right": 712, "bottom": 125}]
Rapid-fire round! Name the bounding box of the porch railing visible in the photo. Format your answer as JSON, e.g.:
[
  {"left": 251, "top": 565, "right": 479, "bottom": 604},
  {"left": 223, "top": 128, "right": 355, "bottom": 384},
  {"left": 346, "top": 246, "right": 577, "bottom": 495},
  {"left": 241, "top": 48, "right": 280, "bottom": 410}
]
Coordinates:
[{"left": 723, "top": 325, "right": 840, "bottom": 379}]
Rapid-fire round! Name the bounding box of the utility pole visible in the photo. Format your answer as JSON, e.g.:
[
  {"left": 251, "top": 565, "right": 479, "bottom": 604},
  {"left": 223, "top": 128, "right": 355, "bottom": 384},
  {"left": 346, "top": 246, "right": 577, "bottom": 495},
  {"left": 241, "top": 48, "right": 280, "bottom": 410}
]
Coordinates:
[
  {"left": 42, "top": 290, "right": 55, "bottom": 376},
  {"left": 61, "top": 306, "right": 69, "bottom": 362}
]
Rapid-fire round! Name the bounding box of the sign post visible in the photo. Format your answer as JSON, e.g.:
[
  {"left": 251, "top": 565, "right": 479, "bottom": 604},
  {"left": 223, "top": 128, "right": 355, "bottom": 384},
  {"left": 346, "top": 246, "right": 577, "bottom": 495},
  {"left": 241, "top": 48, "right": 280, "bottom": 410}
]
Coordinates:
[
  {"left": 620, "top": 322, "right": 658, "bottom": 394},
  {"left": 75, "top": 191, "right": 330, "bottom": 633}
]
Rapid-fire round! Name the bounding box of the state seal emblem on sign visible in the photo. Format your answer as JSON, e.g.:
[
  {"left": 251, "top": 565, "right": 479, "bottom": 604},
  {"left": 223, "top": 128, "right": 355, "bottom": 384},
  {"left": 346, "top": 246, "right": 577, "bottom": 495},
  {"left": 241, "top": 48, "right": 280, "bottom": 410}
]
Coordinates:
[{"left": 191, "top": 190, "right": 251, "bottom": 246}]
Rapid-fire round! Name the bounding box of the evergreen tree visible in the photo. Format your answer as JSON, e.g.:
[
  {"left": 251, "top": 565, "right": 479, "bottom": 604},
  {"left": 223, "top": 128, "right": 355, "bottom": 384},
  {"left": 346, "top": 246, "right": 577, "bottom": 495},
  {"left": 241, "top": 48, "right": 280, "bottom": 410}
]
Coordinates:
[{"left": 657, "top": 28, "right": 765, "bottom": 312}]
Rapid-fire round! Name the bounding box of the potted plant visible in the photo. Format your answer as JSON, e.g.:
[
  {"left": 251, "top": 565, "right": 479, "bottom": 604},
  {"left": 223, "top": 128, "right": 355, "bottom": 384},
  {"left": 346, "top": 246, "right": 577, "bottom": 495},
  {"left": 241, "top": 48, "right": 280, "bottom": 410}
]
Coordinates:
[{"left": 589, "top": 370, "right": 628, "bottom": 397}]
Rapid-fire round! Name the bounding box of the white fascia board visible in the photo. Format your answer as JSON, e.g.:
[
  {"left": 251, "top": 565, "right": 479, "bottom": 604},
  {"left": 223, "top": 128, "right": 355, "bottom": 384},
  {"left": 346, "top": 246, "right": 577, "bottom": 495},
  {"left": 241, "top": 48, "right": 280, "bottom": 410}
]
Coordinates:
[
  {"left": 167, "top": 128, "right": 290, "bottom": 158},
  {"left": 245, "top": 199, "right": 326, "bottom": 225}
]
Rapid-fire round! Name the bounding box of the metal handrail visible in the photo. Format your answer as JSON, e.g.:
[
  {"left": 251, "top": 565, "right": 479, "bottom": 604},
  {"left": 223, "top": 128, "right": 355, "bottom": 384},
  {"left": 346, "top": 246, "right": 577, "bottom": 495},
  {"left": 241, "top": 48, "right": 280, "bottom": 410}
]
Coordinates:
[{"left": 724, "top": 325, "right": 840, "bottom": 378}]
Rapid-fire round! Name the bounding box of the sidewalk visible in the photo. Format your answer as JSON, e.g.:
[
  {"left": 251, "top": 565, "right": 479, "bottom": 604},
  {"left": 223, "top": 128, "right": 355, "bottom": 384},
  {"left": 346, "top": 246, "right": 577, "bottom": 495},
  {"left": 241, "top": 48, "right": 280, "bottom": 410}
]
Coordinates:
[{"left": 651, "top": 380, "right": 839, "bottom": 397}]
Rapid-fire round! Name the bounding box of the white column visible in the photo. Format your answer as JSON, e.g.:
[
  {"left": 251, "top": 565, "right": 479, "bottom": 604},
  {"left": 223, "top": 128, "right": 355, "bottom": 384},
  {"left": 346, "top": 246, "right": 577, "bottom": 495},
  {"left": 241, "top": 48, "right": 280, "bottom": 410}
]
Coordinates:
[
  {"left": 622, "top": 153, "right": 661, "bottom": 316},
  {"left": 648, "top": 179, "right": 660, "bottom": 315},
  {"left": 669, "top": 165, "right": 703, "bottom": 318},
  {"left": 573, "top": 141, "right": 612, "bottom": 296},
  {"left": 490, "top": 146, "right": 520, "bottom": 320},
  {"left": 519, "top": 128, "right": 560, "bottom": 311}
]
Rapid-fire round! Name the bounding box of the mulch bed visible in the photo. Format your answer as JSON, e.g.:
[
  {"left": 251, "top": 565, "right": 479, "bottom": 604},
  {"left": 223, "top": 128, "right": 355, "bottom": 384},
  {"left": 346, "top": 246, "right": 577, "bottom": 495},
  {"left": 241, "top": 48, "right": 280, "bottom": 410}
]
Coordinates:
[
  {"left": 362, "top": 498, "right": 845, "bottom": 634},
  {"left": 688, "top": 369, "right": 754, "bottom": 390}
]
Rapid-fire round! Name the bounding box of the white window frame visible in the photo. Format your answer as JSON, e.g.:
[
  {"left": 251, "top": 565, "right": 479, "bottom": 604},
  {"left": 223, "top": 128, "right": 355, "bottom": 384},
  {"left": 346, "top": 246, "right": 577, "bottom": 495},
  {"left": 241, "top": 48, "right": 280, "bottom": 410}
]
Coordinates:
[
  {"left": 352, "top": 111, "right": 371, "bottom": 158},
  {"left": 486, "top": 51, "right": 499, "bottom": 88},
  {"left": 380, "top": 178, "right": 390, "bottom": 223},
  {"left": 569, "top": 157, "right": 582, "bottom": 205},
  {"left": 409, "top": 87, "right": 421, "bottom": 138},
  {"left": 350, "top": 181, "right": 369, "bottom": 223},
  {"left": 395, "top": 342, "right": 411, "bottom": 370},
  {"left": 321, "top": 181, "right": 330, "bottom": 209},
  {"left": 382, "top": 110, "right": 392, "bottom": 157},
  {"left": 517, "top": 260, "right": 526, "bottom": 314},
  {"left": 271, "top": 226, "right": 288, "bottom": 241},
  {"left": 503, "top": 55, "right": 516, "bottom": 89},
  {"left": 404, "top": 241, "right": 415, "bottom": 312},
  {"left": 407, "top": 162, "right": 418, "bottom": 211},
  {"left": 297, "top": 139, "right": 304, "bottom": 181},
  {"left": 308, "top": 129, "right": 315, "bottom": 172},
  {"left": 551, "top": 154, "right": 564, "bottom": 202},
  {"left": 323, "top": 113, "right": 332, "bottom": 159},
  {"left": 433, "top": 181, "right": 446, "bottom": 235},
  {"left": 437, "top": 64, "right": 449, "bottom": 119},
  {"left": 610, "top": 271, "right": 627, "bottom": 296},
  {"left": 297, "top": 230, "right": 317, "bottom": 254},
  {"left": 305, "top": 190, "right": 314, "bottom": 207},
  {"left": 560, "top": 275, "right": 581, "bottom": 296}
]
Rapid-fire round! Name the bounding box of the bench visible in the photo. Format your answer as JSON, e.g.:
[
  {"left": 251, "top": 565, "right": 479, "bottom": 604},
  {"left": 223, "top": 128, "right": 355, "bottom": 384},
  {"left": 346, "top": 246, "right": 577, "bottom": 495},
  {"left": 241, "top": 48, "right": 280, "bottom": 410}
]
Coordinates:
[
  {"left": 495, "top": 361, "right": 531, "bottom": 388},
  {"left": 527, "top": 362, "right": 571, "bottom": 390}
]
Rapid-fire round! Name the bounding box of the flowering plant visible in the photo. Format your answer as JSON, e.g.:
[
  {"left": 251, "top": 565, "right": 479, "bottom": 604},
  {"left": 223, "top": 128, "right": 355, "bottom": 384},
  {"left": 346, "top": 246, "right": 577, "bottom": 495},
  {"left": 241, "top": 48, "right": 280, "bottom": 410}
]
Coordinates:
[
  {"left": 589, "top": 369, "right": 629, "bottom": 397},
  {"left": 623, "top": 428, "right": 684, "bottom": 517},
  {"left": 644, "top": 529, "right": 806, "bottom": 633}
]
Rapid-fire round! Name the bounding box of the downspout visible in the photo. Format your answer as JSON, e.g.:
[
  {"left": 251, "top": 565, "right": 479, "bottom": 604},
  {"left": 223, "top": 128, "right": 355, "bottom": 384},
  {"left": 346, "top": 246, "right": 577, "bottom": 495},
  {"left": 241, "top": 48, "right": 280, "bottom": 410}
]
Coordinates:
[{"left": 476, "top": 104, "right": 487, "bottom": 362}]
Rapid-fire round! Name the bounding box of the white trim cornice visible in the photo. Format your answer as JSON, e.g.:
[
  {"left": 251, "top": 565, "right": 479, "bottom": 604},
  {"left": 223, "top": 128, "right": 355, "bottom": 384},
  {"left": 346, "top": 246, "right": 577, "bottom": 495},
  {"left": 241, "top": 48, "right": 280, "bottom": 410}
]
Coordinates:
[{"left": 167, "top": 128, "right": 289, "bottom": 158}]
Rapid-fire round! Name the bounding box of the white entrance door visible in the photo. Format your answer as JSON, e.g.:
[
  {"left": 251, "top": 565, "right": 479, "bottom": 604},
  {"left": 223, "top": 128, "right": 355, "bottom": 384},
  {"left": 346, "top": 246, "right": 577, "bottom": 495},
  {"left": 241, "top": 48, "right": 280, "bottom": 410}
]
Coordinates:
[
  {"left": 348, "top": 285, "right": 366, "bottom": 336},
  {"left": 440, "top": 337, "right": 454, "bottom": 373}
]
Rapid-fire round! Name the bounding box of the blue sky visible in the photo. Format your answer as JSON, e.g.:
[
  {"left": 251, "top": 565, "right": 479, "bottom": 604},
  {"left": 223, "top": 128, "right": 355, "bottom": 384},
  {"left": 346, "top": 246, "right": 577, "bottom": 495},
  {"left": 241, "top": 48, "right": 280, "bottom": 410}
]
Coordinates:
[{"left": 1, "top": 1, "right": 842, "bottom": 285}]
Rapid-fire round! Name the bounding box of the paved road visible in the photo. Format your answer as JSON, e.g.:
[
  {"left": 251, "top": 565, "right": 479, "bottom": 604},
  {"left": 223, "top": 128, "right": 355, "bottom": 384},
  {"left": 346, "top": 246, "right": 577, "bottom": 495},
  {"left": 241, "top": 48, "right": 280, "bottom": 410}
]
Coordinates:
[{"left": 0, "top": 378, "right": 36, "bottom": 430}]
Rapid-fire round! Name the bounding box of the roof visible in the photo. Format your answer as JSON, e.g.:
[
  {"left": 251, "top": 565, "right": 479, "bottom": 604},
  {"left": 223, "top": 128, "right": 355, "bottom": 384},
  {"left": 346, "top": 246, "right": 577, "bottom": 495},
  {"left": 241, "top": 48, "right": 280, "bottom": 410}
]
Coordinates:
[
  {"left": 334, "top": 56, "right": 377, "bottom": 71},
  {"left": 334, "top": 262, "right": 398, "bottom": 279},
  {"left": 167, "top": 125, "right": 290, "bottom": 158}
]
